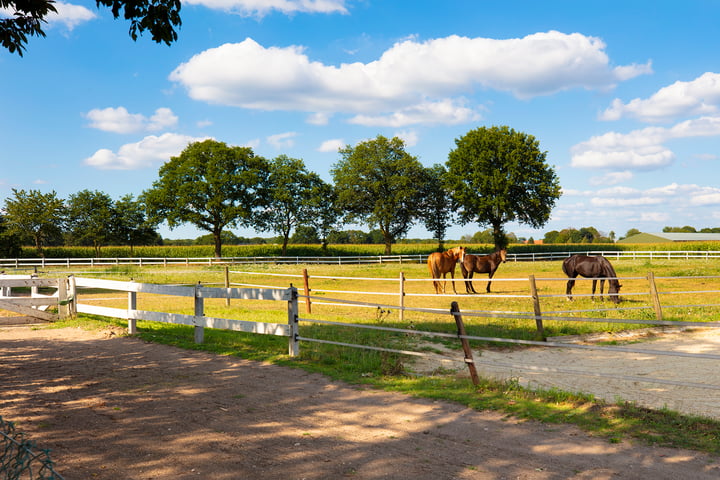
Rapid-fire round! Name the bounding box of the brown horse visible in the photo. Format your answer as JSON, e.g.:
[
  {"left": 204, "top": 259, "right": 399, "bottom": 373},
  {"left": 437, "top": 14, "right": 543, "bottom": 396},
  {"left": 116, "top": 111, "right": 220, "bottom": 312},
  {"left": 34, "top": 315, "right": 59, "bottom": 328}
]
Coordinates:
[
  {"left": 461, "top": 249, "right": 507, "bottom": 293},
  {"left": 427, "top": 246, "right": 467, "bottom": 294},
  {"left": 562, "top": 255, "right": 622, "bottom": 303}
]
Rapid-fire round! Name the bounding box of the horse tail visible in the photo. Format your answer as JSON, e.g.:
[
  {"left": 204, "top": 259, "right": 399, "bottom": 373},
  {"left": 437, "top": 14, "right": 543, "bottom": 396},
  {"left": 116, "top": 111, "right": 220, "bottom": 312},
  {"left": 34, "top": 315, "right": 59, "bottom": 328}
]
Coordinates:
[{"left": 561, "top": 257, "right": 573, "bottom": 277}]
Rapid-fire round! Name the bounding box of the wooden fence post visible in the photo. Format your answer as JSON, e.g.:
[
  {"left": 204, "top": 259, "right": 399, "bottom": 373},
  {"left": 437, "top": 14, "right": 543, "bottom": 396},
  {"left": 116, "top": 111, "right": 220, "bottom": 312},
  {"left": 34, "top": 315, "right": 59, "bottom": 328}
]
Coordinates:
[
  {"left": 194, "top": 282, "right": 205, "bottom": 344},
  {"left": 67, "top": 275, "right": 77, "bottom": 318},
  {"left": 528, "top": 275, "right": 545, "bottom": 340},
  {"left": 224, "top": 266, "right": 230, "bottom": 307},
  {"left": 450, "top": 302, "right": 480, "bottom": 386},
  {"left": 287, "top": 286, "right": 299, "bottom": 357},
  {"left": 128, "top": 279, "right": 137, "bottom": 334},
  {"left": 647, "top": 271, "right": 663, "bottom": 321},
  {"left": 399, "top": 272, "right": 405, "bottom": 322},
  {"left": 57, "top": 277, "right": 68, "bottom": 320},
  {"left": 303, "top": 268, "right": 312, "bottom": 314}
]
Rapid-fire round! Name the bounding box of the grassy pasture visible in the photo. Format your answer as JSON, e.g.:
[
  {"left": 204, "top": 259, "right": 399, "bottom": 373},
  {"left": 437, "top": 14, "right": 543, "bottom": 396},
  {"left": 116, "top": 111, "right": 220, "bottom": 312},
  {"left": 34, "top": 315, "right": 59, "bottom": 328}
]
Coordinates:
[{"left": 10, "top": 256, "right": 720, "bottom": 453}]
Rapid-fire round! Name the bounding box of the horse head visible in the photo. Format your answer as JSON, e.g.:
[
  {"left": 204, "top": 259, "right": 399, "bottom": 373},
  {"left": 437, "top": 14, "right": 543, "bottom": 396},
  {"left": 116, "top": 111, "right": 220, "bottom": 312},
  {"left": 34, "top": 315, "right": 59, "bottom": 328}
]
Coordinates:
[
  {"left": 498, "top": 248, "right": 507, "bottom": 263},
  {"left": 608, "top": 280, "right": 622, "bottom": 304}
]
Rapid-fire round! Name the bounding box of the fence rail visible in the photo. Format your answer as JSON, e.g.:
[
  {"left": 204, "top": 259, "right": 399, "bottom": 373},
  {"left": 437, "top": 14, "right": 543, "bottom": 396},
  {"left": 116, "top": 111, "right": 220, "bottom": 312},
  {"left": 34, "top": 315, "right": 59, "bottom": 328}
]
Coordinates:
[{"left": 2, "top": 250, "right": 720, "bottom": 269}]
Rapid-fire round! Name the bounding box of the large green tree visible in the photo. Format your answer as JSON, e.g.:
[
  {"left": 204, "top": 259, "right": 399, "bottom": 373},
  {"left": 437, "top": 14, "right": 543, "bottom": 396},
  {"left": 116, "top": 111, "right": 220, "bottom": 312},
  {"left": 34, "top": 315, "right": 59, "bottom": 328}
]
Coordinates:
[
  {"left": 256, "top": 155, "right": 328, "bottom": 256},
  {"left": 331, "top": 135, "right": 426, "bottom": 255},
  {"left": 114, "top": 194, "right": 159, "bottom": 253},
  {"left": 419, "top": 164, "right": 455, "bottom": 252},
  {"left": 1, "top": 0, "right": 181, "bottom": 56},
  {"left": 141, "top": 139, "right": 270, "bottom": 258},
  {"left": 3, "top": 188, "right": 65, "bottom": 255},
  {"left": 65, "top": 189, "right": 116, "bottom": 256},
  {"left": 446, "top": 126, "right": 561, "bottom": 250}
]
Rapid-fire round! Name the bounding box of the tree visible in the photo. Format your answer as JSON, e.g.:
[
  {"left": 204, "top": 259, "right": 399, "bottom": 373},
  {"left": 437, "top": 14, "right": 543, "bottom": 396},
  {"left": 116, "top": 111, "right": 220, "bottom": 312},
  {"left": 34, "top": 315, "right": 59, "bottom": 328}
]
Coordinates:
[
  {"left": 66, "top": 189, "right": 116, "bottom": 256},
  {"left": 256, "top": 155, "right": 327, "bottom": 256},
  {"left": 304, "top": 180, "right": 341, "bottom": 251},
  {"left": 419, "top": 164, "right": 455, "bottom": 252},
  {"left": 1, "top": 0, "right": 181, "bottom": 56},
  {"left": 290, "top": 226, "right": 320, "bottom": 244},
  {"left": 445, "top": 126, "right": 561, "bottom": 250},
  {"left": 3, "top": 188, "right": 65, "bottom": 256},
  {"left": 331, "top": 135, "right": 426, "bottom": 255},
  {"left": 141, "top": 139, "right": 270, "bottom": 258},
  {"left": 0, "top": 214, "right": 22, "bottom": 257},
  {"left": 115, "top": 194, "right": 159, "bottom": 253}
]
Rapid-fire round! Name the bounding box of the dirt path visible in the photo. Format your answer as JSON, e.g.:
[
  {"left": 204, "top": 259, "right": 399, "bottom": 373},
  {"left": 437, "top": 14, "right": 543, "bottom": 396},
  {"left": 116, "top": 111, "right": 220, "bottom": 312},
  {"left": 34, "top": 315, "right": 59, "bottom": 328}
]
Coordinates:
[{"left": 1, "top": 325, "right": 719, "bottom": 480}]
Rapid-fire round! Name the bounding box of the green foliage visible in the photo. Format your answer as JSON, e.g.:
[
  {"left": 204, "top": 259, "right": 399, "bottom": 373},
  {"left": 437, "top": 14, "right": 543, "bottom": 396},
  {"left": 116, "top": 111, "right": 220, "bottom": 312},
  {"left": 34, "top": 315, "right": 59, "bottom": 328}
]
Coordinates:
[
  {"left": 65, "top": 189, "right": 116, "bottom": 256},
  {"left": 446, "top": 126, "right": 561, "bottom": 250},
  {"left": 141, "top": 139, "right": 271, "bottom": 258},
  {"left": 1, "top": 0, "right": 181, "bottom": 56},
  {"left": 332, "top": 135, "right": 427, "bottom": 254},
  {"left": 3, "top": 188, "right": 65, "bottom": 255}
]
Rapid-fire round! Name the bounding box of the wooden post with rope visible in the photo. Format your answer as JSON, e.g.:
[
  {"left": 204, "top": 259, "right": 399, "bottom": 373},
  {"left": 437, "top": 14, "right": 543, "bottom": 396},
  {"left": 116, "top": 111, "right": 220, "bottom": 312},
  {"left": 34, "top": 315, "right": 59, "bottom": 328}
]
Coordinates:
[{"left": 450, "top": 301, "right": 480, "bottom": 386}]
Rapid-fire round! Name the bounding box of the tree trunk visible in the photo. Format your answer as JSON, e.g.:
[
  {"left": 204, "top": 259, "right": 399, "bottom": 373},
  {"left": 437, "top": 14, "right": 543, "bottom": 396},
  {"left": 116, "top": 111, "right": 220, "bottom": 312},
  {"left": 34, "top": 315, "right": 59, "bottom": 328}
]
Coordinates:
[
  {"left": 492, "top": 222, "right": 507, "bottom": 250},
  {"left": 213, "top": 230, "right": 222, "bottom": 258}
]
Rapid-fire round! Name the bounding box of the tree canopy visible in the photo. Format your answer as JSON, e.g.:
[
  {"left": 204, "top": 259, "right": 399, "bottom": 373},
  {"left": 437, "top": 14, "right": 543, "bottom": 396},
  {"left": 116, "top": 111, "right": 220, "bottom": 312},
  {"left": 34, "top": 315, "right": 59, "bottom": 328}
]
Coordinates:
[
  {"left": 1, "top": 0, "right": 181, "bottom": 56},
  {"left": 141, "top": 139, "right": 270, "bottom": 258},
  {"left": 256, "top": 155, "right": 329, "bottom": 256},
  {"left": 331, "top": 135, "right": 426, "bottom": 255},
  {"left": 3, "top": 188, "right": 65, "bottom": 255},
  {"left": 418, "top": 164, "right": 455, "bottom": 252},
  {"left": 446, "top": 126, "right": 561, "bottom": 250}
]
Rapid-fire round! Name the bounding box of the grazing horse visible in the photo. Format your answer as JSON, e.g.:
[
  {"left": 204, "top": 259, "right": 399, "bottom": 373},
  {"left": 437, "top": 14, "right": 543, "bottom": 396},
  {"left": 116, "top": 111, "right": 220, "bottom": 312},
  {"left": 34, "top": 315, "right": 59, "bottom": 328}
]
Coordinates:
[
  {"left": 562, "top": 255, "right": 622, "bottom": 303},
  {"left": 461, "top": 249, "right": 507, "bottom": 294},
  {"left": 427, "top": 246, "right": 466, "bottom": 294}
]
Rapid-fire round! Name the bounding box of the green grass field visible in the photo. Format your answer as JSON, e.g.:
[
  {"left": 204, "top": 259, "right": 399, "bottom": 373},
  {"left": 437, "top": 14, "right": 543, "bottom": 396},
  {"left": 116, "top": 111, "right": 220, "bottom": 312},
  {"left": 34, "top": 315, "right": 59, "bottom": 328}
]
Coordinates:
[{"left": 24, "top": 257, "right": 720, "bottom": 455}]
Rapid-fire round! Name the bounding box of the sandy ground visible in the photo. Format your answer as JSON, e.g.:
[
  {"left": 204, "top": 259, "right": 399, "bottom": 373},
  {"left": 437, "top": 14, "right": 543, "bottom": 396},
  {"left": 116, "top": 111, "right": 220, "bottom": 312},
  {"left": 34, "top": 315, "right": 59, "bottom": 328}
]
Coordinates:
[
  {"left": 2, "top": 324, "right": 720, "bottom": 480},
  {"left": 412, "top": 327, "right": 720, "bottom": 421}
]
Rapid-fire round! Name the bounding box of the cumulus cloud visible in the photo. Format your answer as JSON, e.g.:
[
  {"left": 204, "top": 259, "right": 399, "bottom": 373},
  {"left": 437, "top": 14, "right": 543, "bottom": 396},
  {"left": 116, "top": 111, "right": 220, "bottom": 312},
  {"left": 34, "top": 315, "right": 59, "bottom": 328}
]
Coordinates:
[
  {"left": 2, "top": 2, "right": 99, "bottom": 30},
  {"left": 317, "top": 139, "right": 344, "bottom": 153},
  {"left": 169, "top": 32, "right": 650, "bottom": 127},
  {"left": 84, "top": 133, "right": 210, "bottom": 170},
  {"left": 571, "top": 116, "right": 720, "bottom": 170},
  {"left": 600, "top": 72, "right": 720, "bottom": 122},
  {"left": 85, "top": 107, "right": 179, "bottom": 134},
  {"left": 267, "top": 132, "right": 297, "bottom": 149},
  {"left": 581, "top": 183, "right": 720, "bottom": 211},
  {"left": 182, "top": 0, "right": 348, "bottom": 16}
]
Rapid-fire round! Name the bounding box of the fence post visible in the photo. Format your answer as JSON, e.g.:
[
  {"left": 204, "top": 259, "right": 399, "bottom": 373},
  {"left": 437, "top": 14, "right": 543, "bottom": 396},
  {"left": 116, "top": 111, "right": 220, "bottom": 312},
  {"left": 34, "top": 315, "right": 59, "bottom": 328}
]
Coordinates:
[
  {"left": 647, "top": 272, "right": 663, "bottom": 321},
  {"left": 303, "top": 268, "right": 312, "bottom": 314},
  {"left": 128, "top": 279, "right": 137, "bottom": 334},
  {"left": 194, "top": 282, "right": 205, "bottom": 344},
  {"left": 67, "top": 274, "right": 77, "bottom": 318},
  {"left": 287, "top": 286, "right": 299, "bottom": 357},
  {"left": 399, "top": 272, "right": 405, "bottom": 322},
  {"left": 450, "top": 302, "right": 480, "bottom": 386},
  {"left": 528, "top": 275, "right": 545, "bottom": 340},
  {"left": 57, "top": 277, "right": 68, "bottom": 320},
  {"left": 224, "top": 266, "right": 231, "bottom": 307}
]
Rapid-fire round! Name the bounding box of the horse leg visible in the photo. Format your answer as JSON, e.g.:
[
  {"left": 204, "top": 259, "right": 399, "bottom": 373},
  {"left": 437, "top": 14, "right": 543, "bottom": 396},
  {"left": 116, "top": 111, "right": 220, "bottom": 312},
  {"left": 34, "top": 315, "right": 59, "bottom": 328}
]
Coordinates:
[
  {"left": 441, "top": 273, "right": 447, "bottom": 294},
  {"left": 486, "top": 271, "right": 495, "bottom": 293},
  {"left": 450, "top": 270, "right": 458, "bottom": 294},
  {"left": 566, "top": 277, "right": 576, "bottom": 301},
  {"left": 591, "top": 279, "right": 597, "bottom": 300},
  {"left": 467, "top": 272, "right": 478, "bottom": 294},
  {"left": 599, "top": 279, "right": 605, "bottom": 301}
]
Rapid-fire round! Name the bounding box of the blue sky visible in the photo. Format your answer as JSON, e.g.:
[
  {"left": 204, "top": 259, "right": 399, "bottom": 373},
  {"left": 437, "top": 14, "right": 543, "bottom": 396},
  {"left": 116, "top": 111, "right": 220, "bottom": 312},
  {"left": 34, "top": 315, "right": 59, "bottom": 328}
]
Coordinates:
[{"left": 1, "top": 0, "right": 719, "bottom": 241}]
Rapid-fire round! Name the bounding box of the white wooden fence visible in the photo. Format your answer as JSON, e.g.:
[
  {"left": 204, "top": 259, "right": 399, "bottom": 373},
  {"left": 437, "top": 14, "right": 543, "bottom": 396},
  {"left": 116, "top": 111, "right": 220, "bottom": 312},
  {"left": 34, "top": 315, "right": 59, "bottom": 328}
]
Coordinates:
[
  {"left": 0, "top": 275, "right": 74, "bottom": 323},
  {"left": 71, "top": 277, "right": 301, "bottom": 356},
  {"left": 2, "top": 249, "right": 720, "bottom": 269}
]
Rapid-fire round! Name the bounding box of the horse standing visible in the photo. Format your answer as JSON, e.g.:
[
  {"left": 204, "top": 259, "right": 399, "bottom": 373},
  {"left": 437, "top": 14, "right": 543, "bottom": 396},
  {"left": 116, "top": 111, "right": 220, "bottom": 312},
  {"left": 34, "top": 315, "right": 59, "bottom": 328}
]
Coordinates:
[
  {"left": 427, "top": 246, "right": 466, "bottom": 294},
  {"left": 461, "top": 249, "right": 507, "bottom": 294},
  {"left": 562, "top": 255, "right": 622, "bottom": 303}
]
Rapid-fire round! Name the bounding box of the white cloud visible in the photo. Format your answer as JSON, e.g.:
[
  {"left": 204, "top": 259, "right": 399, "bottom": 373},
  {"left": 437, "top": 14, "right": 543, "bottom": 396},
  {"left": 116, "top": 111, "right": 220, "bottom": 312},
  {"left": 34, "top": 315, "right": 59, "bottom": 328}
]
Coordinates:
[
  {"left": 600, "top": 72, "right": 720, "bottom": 122},
  {"left": 85, "top": 107, "right": 179, "bottom": 134},
  {"left": 84, "top": 133, "right": 210, "bottom": 170},
  {"left": 267, "top": 132, "right": 297, "bottom": 149},
  {"left": 317, "top": 139, "right": 344, "bottom": 153},
  {"left": 169, "top": 32, "right": 649, "bottom": 127},
  {"left": 394, "top": 130, "right": 419, "bottom": 147},
  {"left": 571, "top": 116, "right": 720, "bottom": 170},
  {"left": 182, "top": 0, "right": 348, "bottom": 16}
]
